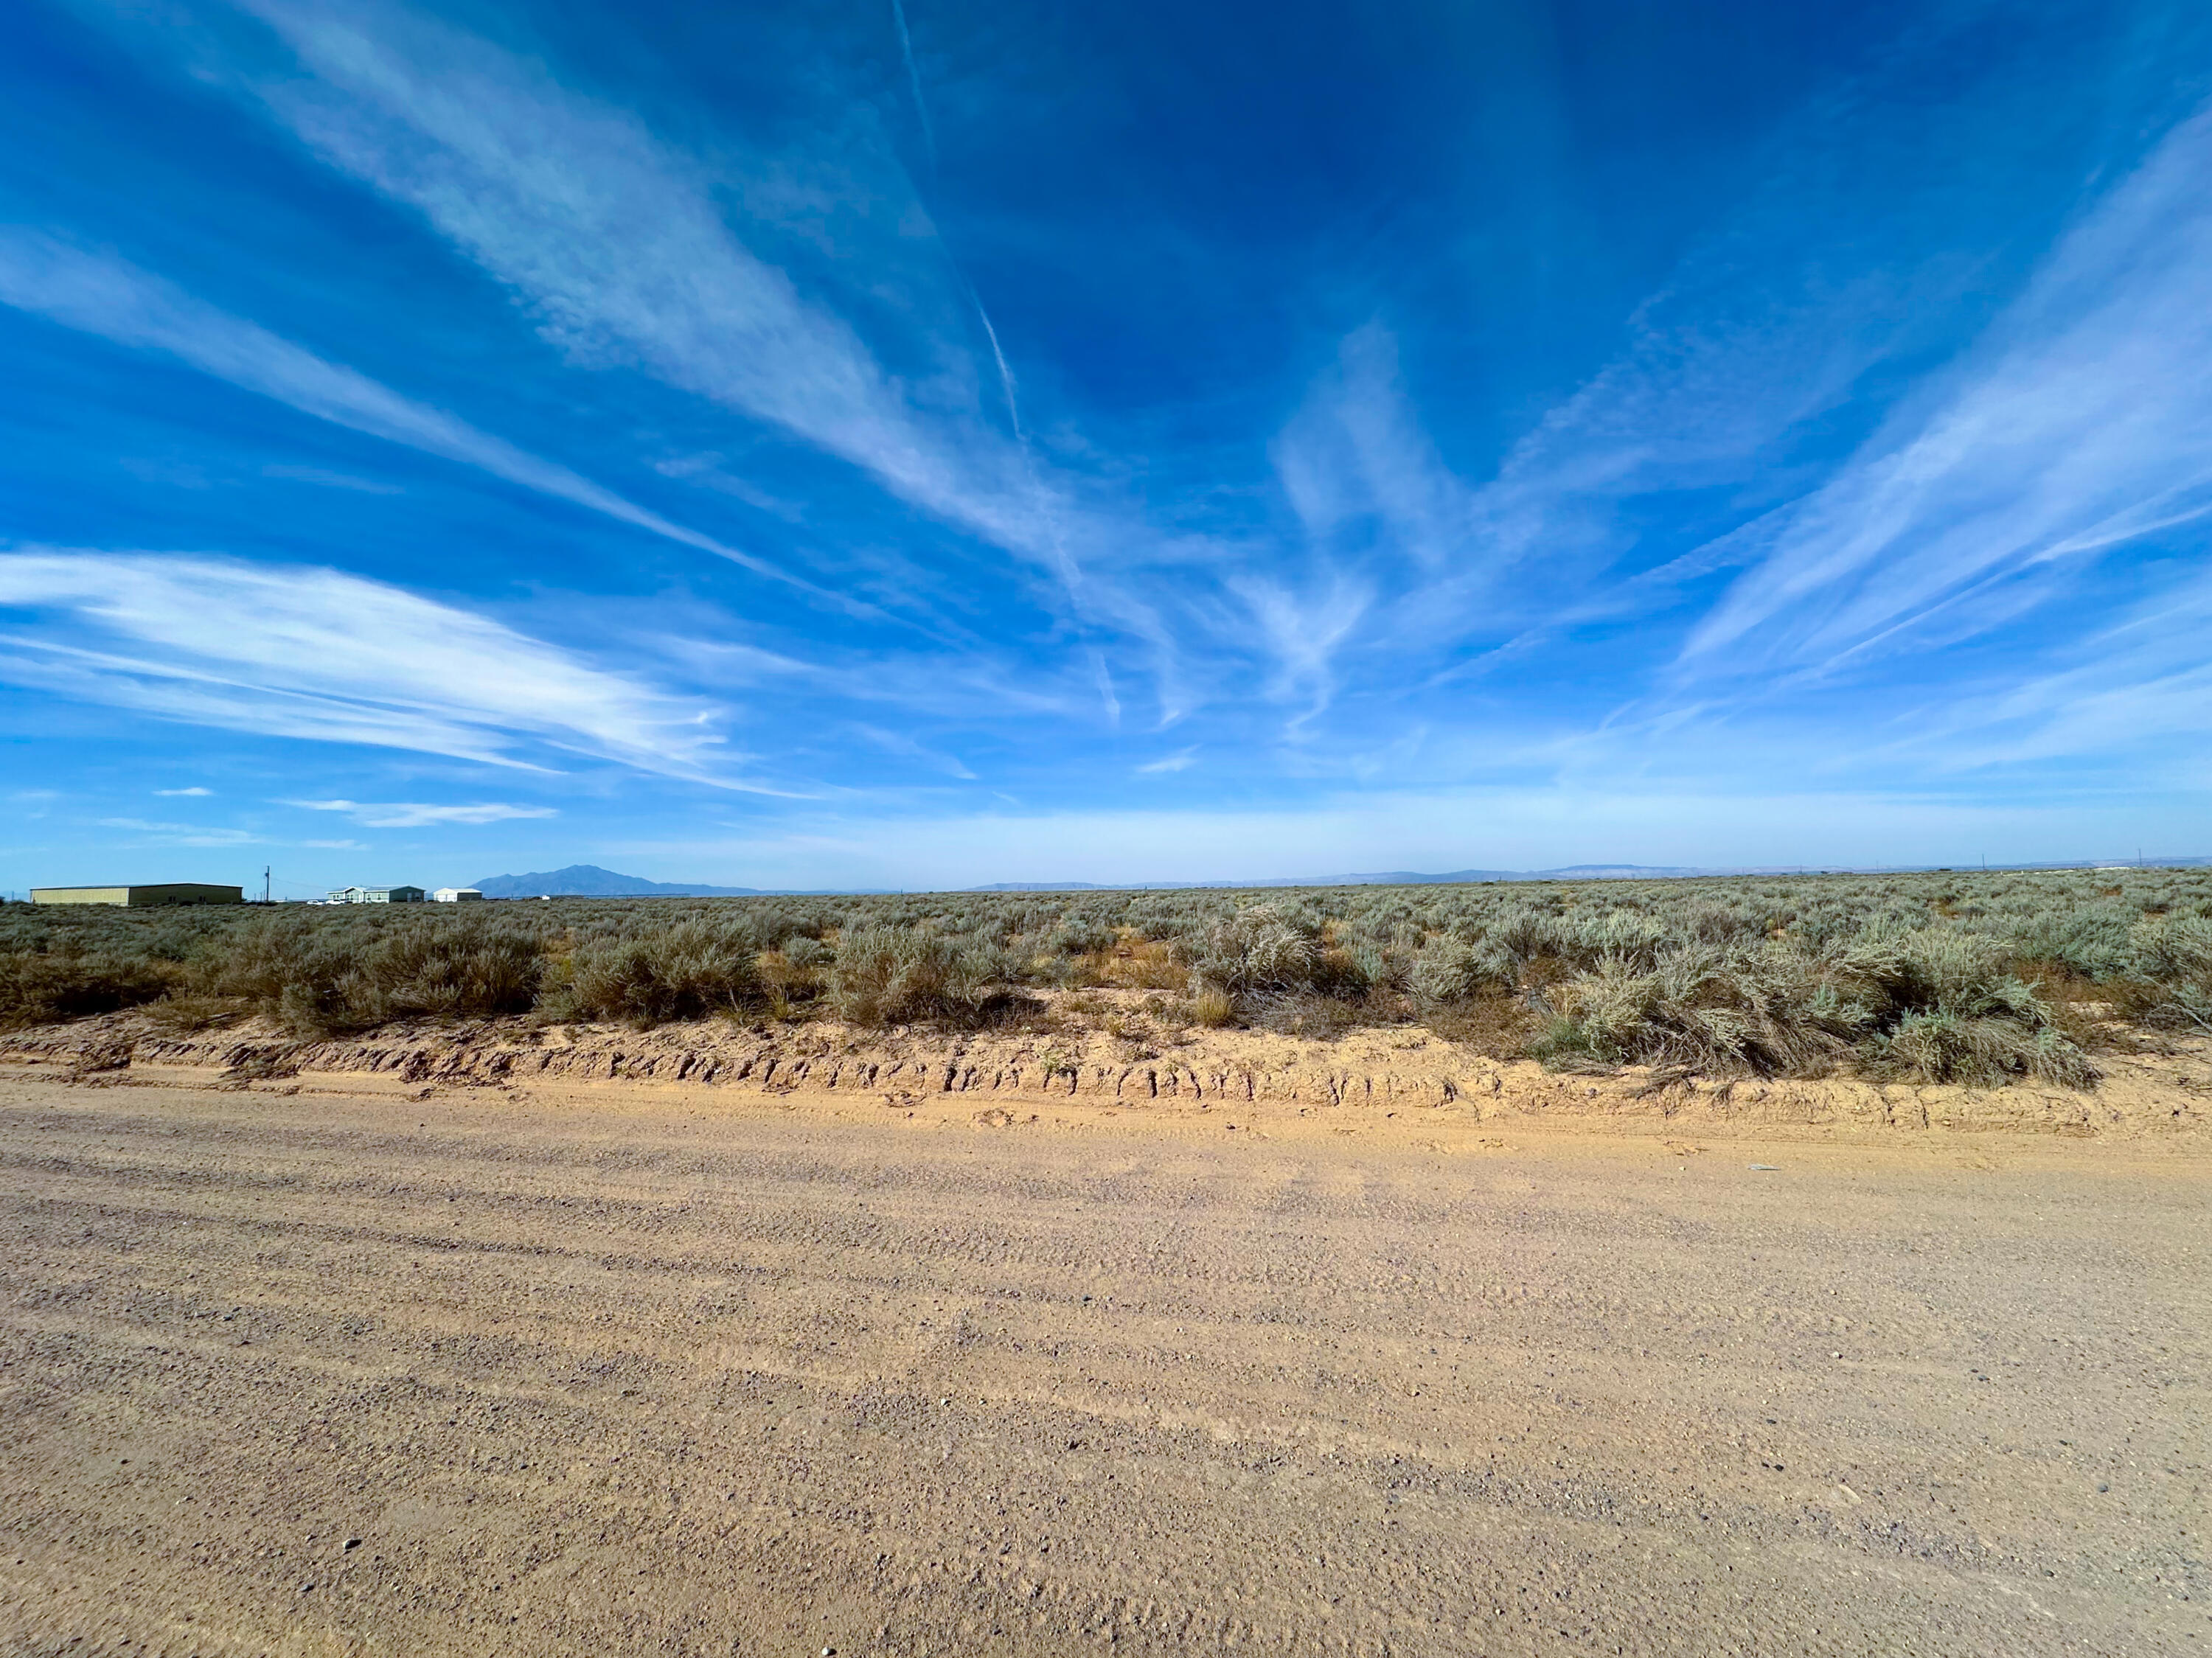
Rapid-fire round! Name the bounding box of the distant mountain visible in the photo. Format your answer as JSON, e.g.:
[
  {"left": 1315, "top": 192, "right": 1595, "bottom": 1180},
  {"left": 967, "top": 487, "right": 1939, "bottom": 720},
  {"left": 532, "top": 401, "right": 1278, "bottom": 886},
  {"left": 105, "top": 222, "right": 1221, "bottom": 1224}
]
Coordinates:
[
  {"left": 967, "top": 866, "right": 1707, "bottom": 891},
  {"left": 472, "top": 864, "right": 771, "bottom": 898},
  {"left": 1523, "top": 865, "right": 1719, "bottom": 880},
  {"left": 966, "top": 881, "right": 1120, "bottom": 891}
]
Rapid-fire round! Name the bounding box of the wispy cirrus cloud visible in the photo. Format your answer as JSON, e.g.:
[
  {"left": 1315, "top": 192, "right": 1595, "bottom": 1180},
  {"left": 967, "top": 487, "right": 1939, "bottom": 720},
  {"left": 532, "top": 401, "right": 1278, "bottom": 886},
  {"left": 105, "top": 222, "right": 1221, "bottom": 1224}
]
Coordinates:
[
  {"left": 1683, "top": 104, "right": 2212, "bottom": 676},
  {"left": 153, "top": 786, "right": 212, "bottom": 796},
  {"left": 1267, "top": 324, "right": 1478, "bottom": 706},
  {"left": 1274, "top": 323, "right": 1471, "bottom": 572},
  {"left": 0, "top": 548, "right": 745, "bottom": 782},
  {"left": 97, "top": 817, "right": 262, "bottom": 846},
  {"left": 1863, "top": 565, "right": 2212, "bottom": 775},
  {"left": 76, "top": 0, "right": 1205, "bottom": 710},
  {"left": 214, "top": 0, "right": 1062, "bottom": 568},
  {"left": 845, "top": 725, "right": 977, "bottom": 781},
  {"left": 66, "top": 0, "right": 1307, "bottom": 732},
  {"left": 1226, "top": 568, "right": 1374, "bottom": 721},
  {"left": 260, "top": 463, "right": 404, "bottom": 492},
  {"left": 0, "top": 230, "right": 810, "bottom": 593},
  {"left": 284, "top": 798, "right": 557, "bottom": 827}
]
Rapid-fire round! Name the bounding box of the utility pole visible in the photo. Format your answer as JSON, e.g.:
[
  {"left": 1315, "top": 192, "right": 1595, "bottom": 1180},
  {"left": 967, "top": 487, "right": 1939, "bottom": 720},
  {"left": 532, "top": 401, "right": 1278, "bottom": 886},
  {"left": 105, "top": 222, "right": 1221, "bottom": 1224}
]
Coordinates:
[{"left": 263, "top": 865, "right": 272, "bottom": 904}]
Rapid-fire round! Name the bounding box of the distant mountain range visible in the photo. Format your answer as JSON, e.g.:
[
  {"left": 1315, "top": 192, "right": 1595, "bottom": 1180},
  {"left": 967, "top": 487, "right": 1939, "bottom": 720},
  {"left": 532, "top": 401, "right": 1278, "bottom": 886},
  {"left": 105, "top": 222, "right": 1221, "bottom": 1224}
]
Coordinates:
[
  {"left": 968, "top": 865, "right": 1716, "bottom": 890},
  {"left": 466, "top": 858, "right": 2211, "bottom": 899},
  {"left": 472, "top": 865, "right": 777, "bottom": 898}
]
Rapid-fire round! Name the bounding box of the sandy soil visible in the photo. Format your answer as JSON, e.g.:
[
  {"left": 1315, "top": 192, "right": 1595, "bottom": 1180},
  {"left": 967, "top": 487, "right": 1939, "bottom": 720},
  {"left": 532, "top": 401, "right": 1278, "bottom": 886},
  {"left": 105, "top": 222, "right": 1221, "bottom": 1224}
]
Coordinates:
[{"left": 1, "top": 1053, "right": 2206, "bottom": 1655}]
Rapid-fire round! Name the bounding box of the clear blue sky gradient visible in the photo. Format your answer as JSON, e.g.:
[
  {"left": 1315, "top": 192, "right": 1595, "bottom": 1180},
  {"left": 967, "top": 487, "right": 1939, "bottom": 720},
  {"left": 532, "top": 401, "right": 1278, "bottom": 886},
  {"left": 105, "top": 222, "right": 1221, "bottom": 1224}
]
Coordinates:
[{"left": 4, "top": 0, "right": 2211, "bottom": 893}]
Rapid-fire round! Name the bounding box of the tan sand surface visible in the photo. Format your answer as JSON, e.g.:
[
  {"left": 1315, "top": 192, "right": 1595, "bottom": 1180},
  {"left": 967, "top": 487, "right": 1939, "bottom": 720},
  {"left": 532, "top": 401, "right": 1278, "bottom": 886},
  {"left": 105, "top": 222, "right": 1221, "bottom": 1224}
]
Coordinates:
[{"left": 1, "top": 1059, "right": 2206, "bottom": 1654}]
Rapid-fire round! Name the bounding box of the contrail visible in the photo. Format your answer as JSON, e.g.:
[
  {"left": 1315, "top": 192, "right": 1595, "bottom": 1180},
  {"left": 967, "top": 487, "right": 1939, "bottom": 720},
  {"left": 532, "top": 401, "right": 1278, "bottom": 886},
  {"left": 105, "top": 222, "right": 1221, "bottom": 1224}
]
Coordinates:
[
  {"left": 971, "top": 292, "right": 1024, "bottom": 442},
  {"left": 883, "top": 6, "right": 1094, "bottom": 675},
  {"left": 1090, "top": 648, "right": 1122, "bottom": 727},
  {"left": 885, "top": 1, "right": 1023, "bottom": 456},
  {"left": 970, "top": 287, "right": 1083, "bottom": 600},
  {"left": 890, "top": 0, "right": 937, "bottom": 170}
]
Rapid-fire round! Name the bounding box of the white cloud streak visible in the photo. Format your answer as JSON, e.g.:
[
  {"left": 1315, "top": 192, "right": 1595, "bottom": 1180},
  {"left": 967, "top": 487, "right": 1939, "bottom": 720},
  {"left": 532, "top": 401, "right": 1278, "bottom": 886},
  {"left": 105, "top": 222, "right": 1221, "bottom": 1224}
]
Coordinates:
[
  {"left": 284, "top": 798, "right": 558, "bottom": 827},
  {"left": 1227, "top": 568, "right": 1373, "bottom": 722},
  {"left": 260, "top": 463, "right": 405, "bottom": 492},
  {"left": 0, "top": 549, "right": 748, "bottom": 782},
  {"left": 1275, "top": 323, "right": 1472, "bottom": 571},
  {"left": 844, "top": 724, "right": 978, "bottom": 781},
  {"left": 97, "top": 817, "right": 263, "bottom": 846},
  {"left": 1683, "top": 105, "right": 2212, "bottom": 672},
  {"left": 1135, "top": 748, "right": 1197, "bottom": 775},
  {"left": 0, "top": 230, "right": 812, "bottom": 591},
  {"left": 1870, "top": 566, "right": 2212, "bottom": 773}
]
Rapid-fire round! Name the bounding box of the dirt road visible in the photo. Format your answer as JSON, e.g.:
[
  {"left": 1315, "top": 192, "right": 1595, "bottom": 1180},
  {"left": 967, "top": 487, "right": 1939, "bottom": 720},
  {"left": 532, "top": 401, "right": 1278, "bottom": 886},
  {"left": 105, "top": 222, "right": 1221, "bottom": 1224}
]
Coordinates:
[{"left": 1, "top": 1074, "right": 2205, "bottom": 1655}]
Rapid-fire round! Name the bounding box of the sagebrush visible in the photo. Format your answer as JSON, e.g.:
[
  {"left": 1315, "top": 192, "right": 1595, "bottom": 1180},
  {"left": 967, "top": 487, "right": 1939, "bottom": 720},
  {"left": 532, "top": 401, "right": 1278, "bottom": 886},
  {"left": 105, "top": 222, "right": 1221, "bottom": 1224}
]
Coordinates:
[{"left": 7, "top": 865, "right": 2212, "bottom": 1087}]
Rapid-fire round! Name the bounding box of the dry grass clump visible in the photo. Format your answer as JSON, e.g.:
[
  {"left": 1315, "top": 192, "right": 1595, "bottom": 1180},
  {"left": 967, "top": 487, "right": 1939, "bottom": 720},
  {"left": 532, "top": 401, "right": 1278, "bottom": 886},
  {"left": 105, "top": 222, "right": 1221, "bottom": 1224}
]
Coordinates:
[
  {"left": 7, "top": 863, "right": 2212, "bottom": 1088},
  {"left": 1068, "top": 932, "right": 1189, "bottom": 990},
  {"left": 1192, "top": 988, "right": 1236, "bottom": 1028}
]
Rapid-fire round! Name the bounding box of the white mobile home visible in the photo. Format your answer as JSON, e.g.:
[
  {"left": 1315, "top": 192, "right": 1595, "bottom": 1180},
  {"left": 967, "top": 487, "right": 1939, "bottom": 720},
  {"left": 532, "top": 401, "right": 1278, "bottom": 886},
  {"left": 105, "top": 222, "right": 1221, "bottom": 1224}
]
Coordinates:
[{"left": 326, "top": 885, "right": 427, "bottom": 904}]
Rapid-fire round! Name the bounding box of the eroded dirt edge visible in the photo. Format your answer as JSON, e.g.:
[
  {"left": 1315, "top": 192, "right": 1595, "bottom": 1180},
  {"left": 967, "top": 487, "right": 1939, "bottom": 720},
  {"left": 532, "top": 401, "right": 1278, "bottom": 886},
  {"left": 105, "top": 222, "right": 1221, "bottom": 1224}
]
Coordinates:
[{"left": 6, "top": 1010, "right": 2210, "bottom": 1144}]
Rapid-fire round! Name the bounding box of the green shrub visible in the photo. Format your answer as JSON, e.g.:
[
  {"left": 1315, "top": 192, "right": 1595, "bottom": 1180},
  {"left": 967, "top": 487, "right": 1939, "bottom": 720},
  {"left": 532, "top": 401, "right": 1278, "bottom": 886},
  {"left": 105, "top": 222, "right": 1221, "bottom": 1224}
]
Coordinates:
[
  {"left": 565, "top": 921, "right": 763, "bottom": 1025},
  {"left": 1186, "top": 905, "right": 1322, "bottom": 995},
  {"left": 830, "top": 926, "right": 1013, "bottom": 1025},
  {"left": 0, "top": 945, "right": 175, "bottom": 1028},
  {"left": 191, "top": 911, "right": 549, "bottom": 1034},
  {"left": 1406, "top": 936, "right": 1512, "bottom": 1006}
]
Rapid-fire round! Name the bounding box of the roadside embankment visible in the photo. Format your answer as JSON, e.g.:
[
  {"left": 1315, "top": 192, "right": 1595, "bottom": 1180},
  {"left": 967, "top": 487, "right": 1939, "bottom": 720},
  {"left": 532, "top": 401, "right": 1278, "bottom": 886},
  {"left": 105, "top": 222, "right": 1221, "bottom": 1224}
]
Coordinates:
[{"left": 6, "top": 1009, "right": 2207, "bottom": 1143}]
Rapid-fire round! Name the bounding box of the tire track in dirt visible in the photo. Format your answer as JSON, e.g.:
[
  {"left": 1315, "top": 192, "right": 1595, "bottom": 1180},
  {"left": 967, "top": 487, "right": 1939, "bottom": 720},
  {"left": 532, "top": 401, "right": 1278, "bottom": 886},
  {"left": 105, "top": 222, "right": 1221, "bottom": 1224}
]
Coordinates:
[{"left": 1, "top": 1079, "right": 2205, "bottom": 1655}]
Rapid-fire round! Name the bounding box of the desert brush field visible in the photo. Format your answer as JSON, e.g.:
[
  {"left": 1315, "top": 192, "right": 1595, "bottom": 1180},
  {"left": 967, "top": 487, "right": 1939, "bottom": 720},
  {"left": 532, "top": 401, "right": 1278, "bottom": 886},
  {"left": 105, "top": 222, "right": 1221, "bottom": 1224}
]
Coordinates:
[{"left": 10, "top": 866, "right": 2212, "bottom": 1083}]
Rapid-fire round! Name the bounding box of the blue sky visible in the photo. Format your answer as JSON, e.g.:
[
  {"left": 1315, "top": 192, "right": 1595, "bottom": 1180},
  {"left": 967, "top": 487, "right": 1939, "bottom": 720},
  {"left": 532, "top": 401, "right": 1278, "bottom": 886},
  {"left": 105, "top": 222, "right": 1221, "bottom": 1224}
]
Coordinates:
[{"left": 4, "top": 0, "right": 2211, "bottom": 894}]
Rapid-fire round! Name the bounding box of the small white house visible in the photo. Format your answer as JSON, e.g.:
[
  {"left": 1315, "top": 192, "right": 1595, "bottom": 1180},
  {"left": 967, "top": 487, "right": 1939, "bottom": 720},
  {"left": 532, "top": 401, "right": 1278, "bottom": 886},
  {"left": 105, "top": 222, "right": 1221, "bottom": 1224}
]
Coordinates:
[
  {"left": 433, "top": 887, "right": 484, "bottom": 902},
  {"left": 326, "top": 885, "right": 427, "bottom": 904}
]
